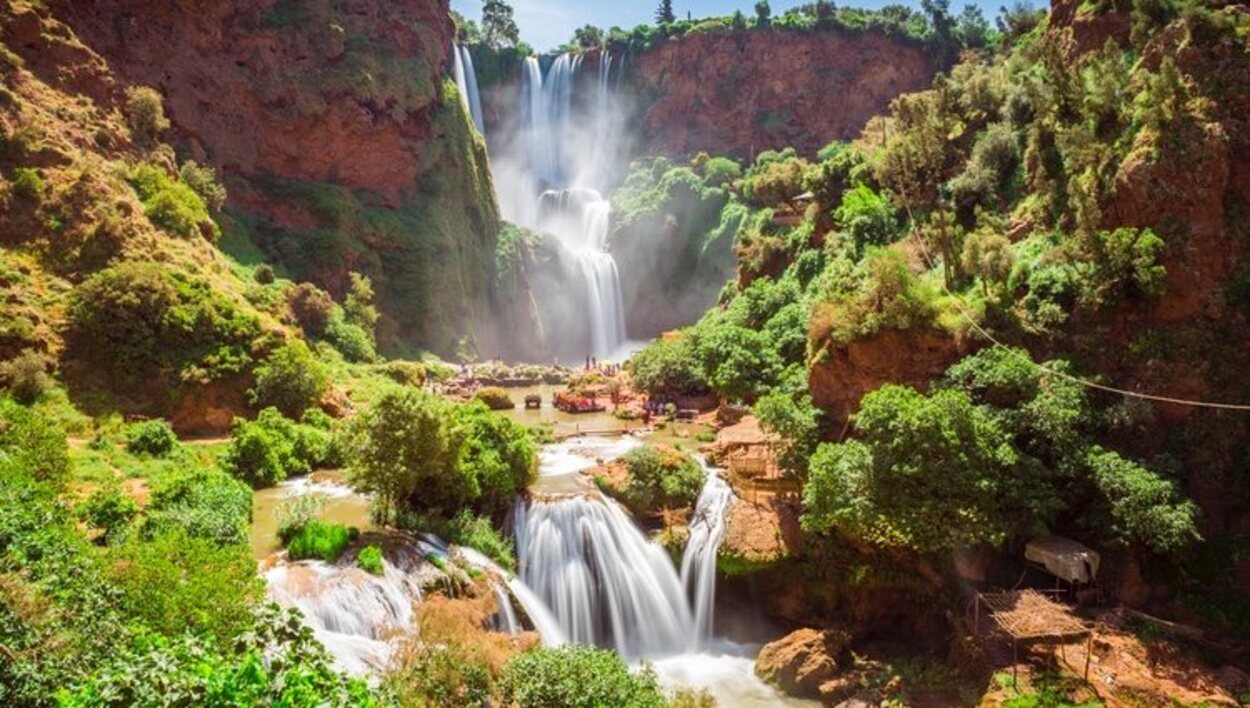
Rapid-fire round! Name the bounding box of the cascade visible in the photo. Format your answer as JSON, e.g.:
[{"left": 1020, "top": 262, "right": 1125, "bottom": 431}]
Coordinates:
[
  {"left": 513, "top": 459, "right": 732, "bottom": 658},
  {"left": 452, "top": 44, "right": 485, "bottom": 134},
  {"left": 500, "top": 52, "right": 627, "bottom": 360}
]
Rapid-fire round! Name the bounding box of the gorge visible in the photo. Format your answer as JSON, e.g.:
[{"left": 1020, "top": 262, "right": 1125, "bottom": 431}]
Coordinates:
[{"left": 3, "top": 0, "right": 1250, "bottom": 706}]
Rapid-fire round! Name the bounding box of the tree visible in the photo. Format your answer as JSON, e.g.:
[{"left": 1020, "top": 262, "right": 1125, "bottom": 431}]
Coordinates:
[
  {"left": 618, "top": 445, "right": 704, "bottom": 514},
  {"left": 343, "top": 271, "right": 379, "bottom": 343},
  {"left": 249, "top": 340, "right": 329, "bottom": 418},
  {"left": 801, "top": 385, "right": 1040, "bottom": 552},
  {"left": 961, "top": 227, "right": 1013, "bottom": 296},
  {"left": 345, "top": 388, "right": 468, "bottom": 525},
  {"left": 572, "top": 25, "right": 604, "bottom": 49},
  {"left": 731, "top": 10, "right": 748, "bottom": 31},
  {"left": 655, "top": 0, "right": 675, "bottom": 25},
  {"left": 1085, "top": 447, "right": 1198, "bottom": 554},
  {"left": 481, "top": 0, "right": 520, "bottom": 49},
  {"left": 124, "top": 86, "right": 170, "bottom": 144},
  {"left": 955, "top": 4, "right": 989, "bottom": 48},
  {"left": 918, "top": 207, "right": 964, "bottom": 288},
  {"left": 755, "top": 1, "right": 772, "bottom": 27}
]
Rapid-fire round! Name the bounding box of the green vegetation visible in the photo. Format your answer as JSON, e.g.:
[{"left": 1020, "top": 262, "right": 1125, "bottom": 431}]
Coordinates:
[
  {"left": 223, "top": 407, "right": 339, "bottom": 489},
  {"left": 357, "top": 544, "right": 384, "bottom": 574},
  {"left": 345, "top": 387, "right": 536, "bottom": 525},
  {"left": 249, "top": 340, "right": 330, "bottom": 418},
  {"left": 474, "top": 385, "right": 515, "bottom": 410},
  {"left": 128, "top": 163, "right": 220, "bottom": 241},
  {"left": 122, "top": 86, "right": 169, "bottom": 143},
  {"left": 501, "top": 646, "right": 667, "bottom": 708},
  {"left": 286, "top": 520, "right": 357, "bottom": 562},
  {"left": 616, "top": 444, "right": 705, "bottom": 514},
  {"left": 125, "top": 419, "right": 178, "bottom": 457}
]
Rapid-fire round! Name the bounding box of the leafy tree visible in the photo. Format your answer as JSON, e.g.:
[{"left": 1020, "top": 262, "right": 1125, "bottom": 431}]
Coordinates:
[
  {"left": 801, "top": 385, "right": 1042, "bottom": 551},
  {"left": 690, "top": 318, "right": 782, "bottom": 402},
  {"left": 755, "top": 1, "right": 772, "bottom": 27},
  {"left": 223, "top": 407, "right": 334, "bottom": 489},
  {"left": 835, "top": 184, "right": 901, "bottom": 253},
  {"left": 628, "top": 336, "right": 708, "bottom": 397},
  {"left": 730, "top": 10, "right": 748, "bottom": 31},
  {"left": 457, "top": 402, "right": 537, "bottom": 518},
  {"left": 573, "top": 24, "right": 605, "bottom": 49},
  {"left": 123, "top": 86, "right": 169, "bottom": 144},
  {"left": 1084, "top": 447, "right": 1199, "bottom": 554},
  {"left": 656, "top": 0, "right": 676, "bottom": 25},
  {"left": 955, "top": 4, "right": 990, "bottom": 48},
  {"left": 249, "top": 340, "right": 328, "bottom": 418},
  {"left": 755, "top": 389, "right": 822, "bottom": 479},
  {"left": 917, "top": 208, "right": 963, "bottom": 288},
  {"left": 617, "top": 445, "right": 704, "bottom": 514},
  {"left": 961, "top": 227, "right": 1014, "bottom": 295},
  {"left": 344, "top": 271, "right": 379, "bottom": 342},
  {"left": 346, "top": 387, "right": 468, "bottom": 524},
  {"left": 287, "top": 282, "right": 335, "bottom": 338},
  {"left": 482, "top": 0, "right": 520, "bottom": 48},
  {"left": 501, "top": 646, "right": 667, "bottom": 708},
  {"left": 996, "top": 0, "right": 1044, "bottom": 46}
]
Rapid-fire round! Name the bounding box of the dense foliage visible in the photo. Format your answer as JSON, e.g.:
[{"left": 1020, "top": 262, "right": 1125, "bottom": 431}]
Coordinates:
[
  {"left": 616, "top": 444, "right": 705, "bottom": 514},
  {"left": 223, "top": 407, "right": 340, "bottom": 489},
  {"left": 500, "top": 646, "right": 667, "bottom": 708}
]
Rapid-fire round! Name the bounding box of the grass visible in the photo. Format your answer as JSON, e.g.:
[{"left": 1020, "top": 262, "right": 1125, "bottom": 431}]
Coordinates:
[
  {"left": 357, "top": 545, "right": 383, "bottom": 575},
  {"left": 286, "top": 521, "right": 357, "bottom": 562}
]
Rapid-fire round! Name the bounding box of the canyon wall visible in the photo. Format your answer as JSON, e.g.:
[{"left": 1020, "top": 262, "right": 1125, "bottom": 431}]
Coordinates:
[
  {"left": 629, "top": 29, "right": 936, "bottom": 159},
  {"left": 48, "top": 0, "right": 515, "bottom": 356}
]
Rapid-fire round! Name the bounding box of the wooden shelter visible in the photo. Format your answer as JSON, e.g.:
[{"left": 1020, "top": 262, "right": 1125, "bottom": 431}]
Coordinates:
[{"left": 974, "top": 589, "right": 1093, "bottom": 681}]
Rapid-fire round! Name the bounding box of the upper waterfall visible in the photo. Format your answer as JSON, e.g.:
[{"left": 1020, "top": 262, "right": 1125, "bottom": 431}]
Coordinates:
[{"left": 453, "top": 44, "right": 485, "bottom": 134}]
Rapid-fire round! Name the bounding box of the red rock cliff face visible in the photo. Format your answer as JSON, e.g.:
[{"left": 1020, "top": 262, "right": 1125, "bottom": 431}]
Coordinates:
[
  {"left": 47, "top": 0, "right": 513, "bottom": 355},
  {"left": 630, "top": 30, "right": 936, "bottom": 158}
]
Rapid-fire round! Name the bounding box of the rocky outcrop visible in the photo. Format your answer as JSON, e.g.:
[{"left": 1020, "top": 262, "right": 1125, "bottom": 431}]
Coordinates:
[
  {"left": 46, "top": 0, "right": 518, "bottom": 356},
  {"left": 630, "top": 30, "right": 936, "bottom": 158},
  {"left": 808, "top": 328, "right": 970, "bottom": 424},
  {"left": 755, "top": 627, "right": 854, "bottom": 702}
]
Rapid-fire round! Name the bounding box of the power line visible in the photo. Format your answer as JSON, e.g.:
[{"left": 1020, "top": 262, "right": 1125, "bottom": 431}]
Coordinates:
[{"left": 893, "top": 186, "right": 1250, "bottom": 411}]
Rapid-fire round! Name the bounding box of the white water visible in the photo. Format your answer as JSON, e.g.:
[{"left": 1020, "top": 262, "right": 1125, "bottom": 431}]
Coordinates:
[
  {"left": 495, "top": 52, "right": 628, "bottom": 360},
  {"left": 452, "top": 44, "right": 484, "bottom": 134},
  {"left": 514, "top": 457, "right": 733, "bottom": 658}
]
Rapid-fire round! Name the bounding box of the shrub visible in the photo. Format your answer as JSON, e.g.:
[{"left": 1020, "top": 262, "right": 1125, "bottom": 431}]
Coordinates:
[
  {"left": 142, "top": 469, "right": 252, "bottom": 546},
  {"left": 357, "top": 545, "right": 384, "bottom": 575},
  {"left": 11, "top": 166, "right": 43, "bottom": 201},
  {"left": 249, "top": 340, "right": 328, "bottom": 418},
  {"left": 386, "top": 643, "right": 493, "bottom": 707},
  {"left": 343, "top": 272, "right": 379, "bottom": 340},
  {"left": 690, "top": 316, "right": 782, "bottom": 402},
  {"left": 129, "top": 163, "right": 220, "bottom": 240},
  {"left": 0, "top": 349, "right": 51, "bottom": 404},
  {"left": 124, "top": 86, "right": 170, "bottom": 143},
  {"left": 224, "top": 408, "right": 332, "bottom": 489},
  {"left": 77, "top": 487, "right": 140, "bottom": 544},
  {"left": 742, "top": 156, "right": 810, "bottom": 207},
  {"left": 1085, "top": 447, "right": 1198, "bottom": 555},
  {"left": 126, "top": 419, "right": 178, "bottom": 457},
  {"left": 274, "top": 493, "right": 327, "bottom": 544},
  {"left": 700, "top": 156, "right": 742, "bottom": 188},
  {"left": 618, "top": 445, "right": 705, "bottom": 514},
  {"left": 834, "top": 184, "right": 900, "bottom": 251},
  {"left": 325, "top": 315, "right": 377, "bottom": 363},
  {"left": 628, "top": 336, "right": 708, "bottom": 397},
  {"left": 287, "top": 283, "right": 334, "bottom": 337},
  {"left": 286, "top": 520, "right": 356, "bottom": 562},
  {"left": 501, "top": 646, "right": 666, "bottom": 708},
  {"left": 177, "top": 160, "right": 227, "bottom": 212},
  {"left": 105, "top": 530, "right": 263, "bottom": 646},
  {"left": 254, "top": 264, "right": 276, "bottom": 284},
  {"left": 381, "top": 360, "right": 426, "bottom": 387},
  {"left": 0, "top": 396, "right": 70, "bottom": 484},
  {"left": 474, "top": 386, "right": 514, "bottom": 410}
]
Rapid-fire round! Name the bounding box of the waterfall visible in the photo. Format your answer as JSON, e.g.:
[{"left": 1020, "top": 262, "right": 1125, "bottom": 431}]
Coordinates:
[
  {"left": 452, "top": 44, "right": 485, "bottom": 134},
  {"left": 514, "top": 461, "right": 732, "bottom": 658},
  {"left": 502, "top": 52, "right": 627, "bottom": 360}
]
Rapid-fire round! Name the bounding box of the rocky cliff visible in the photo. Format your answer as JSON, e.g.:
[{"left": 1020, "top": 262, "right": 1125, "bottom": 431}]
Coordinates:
[
  {"left": 629, "top": 29, "right": 936, "bottom": 158},
  {"left": 47, "top": 0, "right": 511, "bottom": 356}
]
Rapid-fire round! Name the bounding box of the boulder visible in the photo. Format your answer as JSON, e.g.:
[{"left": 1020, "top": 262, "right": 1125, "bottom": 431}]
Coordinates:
[{"left": 755, "top": 627, "right": 852, "bottom": 700}]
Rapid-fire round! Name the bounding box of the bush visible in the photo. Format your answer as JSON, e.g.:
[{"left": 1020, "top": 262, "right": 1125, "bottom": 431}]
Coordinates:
[
  {"left": 381, "top": 360, "right": 426, "bottom": 387},
  {"left": 1085, "top": 447, "right": 1198, "bottom": 555},
  {"left": 628, "top": 336, "right": 708, "bottom": 397},
  {"left": 142, "top": 469, "right": 253, "bottom": 546},
  {"left": 834, "top": 184, "right": 900, "bottom": 251},
  {"left": 249, "top": 340, "right": 328, "bottom": 418},
  {"left": 742, "top": 156, "right": 810, "bottom": 207},
  {"left": 287, "top": 283, "right": 335, "bottom": 337},
  {"left": 224, "top": 407, "right": 333, "bottom": 489},
  {"left": 274, "top": 493, "right": 327, "bottom": 544},
  {"left": 126, "top": 419, "right": 178, "bottom": 457},
  {"left": 0, "top": 349, "right": 51, "bottom": 404},
  {"left": 474, "top": 386, "right": 514, "bottom": 410},
  {"left": 129, "top": 163, "right": 220, "bottom": 241},
  {"left": 699, "top": 156, "right": 742, "bottom": 188},
  {"left": 325, "top": 315, "right": 377, "bottom": 363},
  {"left": 254, "top": 264, "right": 276, "bottom": 284},
  {"left": 77, "top": 487, "right": 140, "bottom": 545},
  {"left": 0, "top": 396, "right": 70, "bottom": 484},
  {"left": 501, "top": 646, "right": 666, "bottom": 708},
  {"left": 618, "top": 445, "right": 705, "bottom": 514},
  {"left": 286, "top": 521, "right": 356, "bottom": 562},
  {"left": 11, "top": 166, "right": 43, "bottom": 201},
  {"left": 386, "top": 643, "right": 493, "bottom": 707},
  {"left": 105, "top": 530, "right": 262, "bottom": 646},
  {"left": 357, "top": 545, "right": 384, "bottom": 575},
  {"left": 177, "top": 160, "right": 227, "bottom": 212},
  {"left": 124, "top": 86, "right": 170, "bottom": 143}
]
